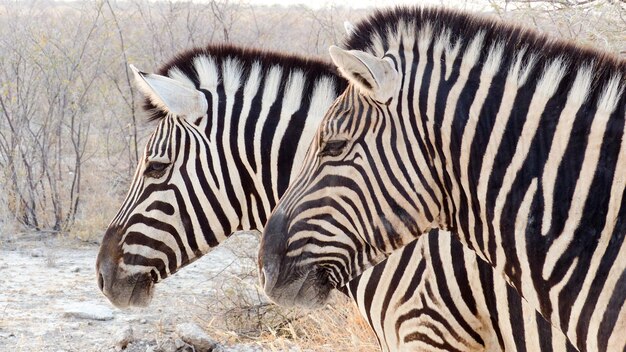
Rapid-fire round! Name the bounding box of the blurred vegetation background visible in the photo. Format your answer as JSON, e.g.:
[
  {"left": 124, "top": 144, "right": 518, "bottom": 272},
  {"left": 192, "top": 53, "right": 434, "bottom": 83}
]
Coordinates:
[
  {"left": 0, "top": 0, "right": 623, "bottom": 238},
  {"left": 0, "top": 0, "right": 366, "bottom": 238}
]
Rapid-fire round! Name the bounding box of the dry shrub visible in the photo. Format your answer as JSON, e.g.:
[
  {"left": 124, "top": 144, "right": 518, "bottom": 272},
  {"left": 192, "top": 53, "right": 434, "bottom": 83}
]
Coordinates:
[
  {"left": 63, "top": 164, "right": 121, "bottom": 242},
  {"left": 70, "top": 168, "right": 129, "bottom": 242}
]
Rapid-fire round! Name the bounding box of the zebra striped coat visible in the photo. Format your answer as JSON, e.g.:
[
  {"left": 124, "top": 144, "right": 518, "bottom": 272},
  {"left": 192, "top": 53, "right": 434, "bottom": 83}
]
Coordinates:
[
  {"left": 94, "top": 45, "right": 571, "bottom": 350},
  {"left": 259, "top": 7, "right": 626, "bottom": 352},
  {"left": 348, "top": 231, "right": 575, "bottom": 351}
]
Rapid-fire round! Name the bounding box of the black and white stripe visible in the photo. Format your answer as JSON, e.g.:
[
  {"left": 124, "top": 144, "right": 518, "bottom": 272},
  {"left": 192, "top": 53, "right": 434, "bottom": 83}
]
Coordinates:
[
  {"left": 260, "top": 7, "right": 625, "bottom": 352},
  {"left": 348, "top": 231, "right": 575, "bottom": 351},
  {"left": 95, "top": 43, "right": 571, "bottom": 350},
  {"left": 96, "top": 45, "right": 345, "bottom": 307}
]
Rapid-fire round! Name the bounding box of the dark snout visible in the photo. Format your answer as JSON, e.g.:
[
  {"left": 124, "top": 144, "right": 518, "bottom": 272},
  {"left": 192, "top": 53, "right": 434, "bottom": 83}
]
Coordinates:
[
  {"left": 259, "top": 211, "right": 333, "bottom": 309},
  {"left": 258, "top": 211, "right": 287, "bottom": 298},
  {"left": 96, "top": 226, "right": 154, "bottom": 308}
]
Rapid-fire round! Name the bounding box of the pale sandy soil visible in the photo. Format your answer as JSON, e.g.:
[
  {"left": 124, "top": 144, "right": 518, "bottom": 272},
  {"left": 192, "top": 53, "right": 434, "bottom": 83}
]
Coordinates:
[{"left": 0, "top": 231, "right": 296, "bottom": 352}]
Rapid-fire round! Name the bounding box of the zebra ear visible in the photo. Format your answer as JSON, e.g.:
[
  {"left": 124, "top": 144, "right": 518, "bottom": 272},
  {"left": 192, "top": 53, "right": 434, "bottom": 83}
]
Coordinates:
[
  {"left": 129, "top": 64, "right": 208, "bottom": 118},
  {"left": 328, "top": 46, "right": 398, "bottom": 102}
]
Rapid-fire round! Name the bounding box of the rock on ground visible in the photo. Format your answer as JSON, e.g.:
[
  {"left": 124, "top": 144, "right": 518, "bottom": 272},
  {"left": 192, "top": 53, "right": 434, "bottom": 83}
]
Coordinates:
[
  {"left": 177, "top": 323, "right": 220, "bottom": 352},
  {"left": 113, "top": 325, "right": 134, "bottom": 350},
  {"left": 62, "top": 302, "right": 114, "bottom": 321}
]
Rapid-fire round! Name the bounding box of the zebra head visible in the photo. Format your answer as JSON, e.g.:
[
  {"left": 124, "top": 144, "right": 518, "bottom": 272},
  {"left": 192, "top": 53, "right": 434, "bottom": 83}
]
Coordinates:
[
  {"left": 96, "top": 46, "right": 346, "bottom": 309},
  {"left": 96, "top": 65, "right": 216, "bottom": 308},
  {"left": 259, "top": 46, "right": 441, "bottom": 308}
]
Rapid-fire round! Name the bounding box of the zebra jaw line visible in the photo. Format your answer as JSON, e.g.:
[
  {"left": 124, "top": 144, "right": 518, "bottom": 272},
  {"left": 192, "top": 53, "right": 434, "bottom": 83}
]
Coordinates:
[{"left": 259, "top": 7, "right": 625, "bottom": 351}]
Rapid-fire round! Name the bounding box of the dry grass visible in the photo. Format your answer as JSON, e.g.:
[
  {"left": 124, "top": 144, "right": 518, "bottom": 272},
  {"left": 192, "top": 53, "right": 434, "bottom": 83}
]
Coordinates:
[
  {"left": 200, "top": 286, "right": 379, "bottom": 351},
  {"left": 191, "top": 232, "right": 379, "bottom": 351}
]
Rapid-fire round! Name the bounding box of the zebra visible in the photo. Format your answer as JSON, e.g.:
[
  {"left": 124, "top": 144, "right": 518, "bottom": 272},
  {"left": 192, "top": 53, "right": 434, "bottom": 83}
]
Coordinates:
[
  {"left": 95, "top": 44, "right": 345, "bottom": 307},
  {"left": 259, "top": 6, "right": 626, "bottom": 352},
  {"left": 94, "top": 44, "right": 571, "bottom": 351}
]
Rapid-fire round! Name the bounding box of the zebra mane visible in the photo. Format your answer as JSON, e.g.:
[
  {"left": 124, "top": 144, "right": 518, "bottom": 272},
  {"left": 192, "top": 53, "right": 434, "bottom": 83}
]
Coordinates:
[
  {"left": 343, "top": 6, "right": 625, "bottom": 100},
  {"left": 143, "top": 44, "right": 345, "bottom": 122}
]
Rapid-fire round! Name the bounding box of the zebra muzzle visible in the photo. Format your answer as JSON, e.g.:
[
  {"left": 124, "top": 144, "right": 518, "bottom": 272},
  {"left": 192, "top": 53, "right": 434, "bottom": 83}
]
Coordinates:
[
  {"left": 96, "top": 227, "right": 155, "bottom": 308},
  {"left": 96, "top": 257, "right": 154, "bottom": 308}
]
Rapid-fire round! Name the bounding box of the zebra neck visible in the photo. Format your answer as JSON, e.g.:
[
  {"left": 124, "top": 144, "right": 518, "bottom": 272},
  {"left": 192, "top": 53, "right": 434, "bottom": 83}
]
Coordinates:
[
  {"left": 199, "top": 65, "right": 340, "bottom": 234},
  {"left": 394, "top": 32, "right": 501, "bottom": 262},
  {"left": 345, "top": 8, "right": 625, "bottom": 349},
  {"left": 401, "top": 29, "right": 625, "bottom": 345}
]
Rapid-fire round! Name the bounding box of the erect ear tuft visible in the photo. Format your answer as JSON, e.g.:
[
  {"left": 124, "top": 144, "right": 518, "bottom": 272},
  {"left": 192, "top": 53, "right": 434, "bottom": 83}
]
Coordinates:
[
  {"left": 343, "top": 21, "right": 356, "bottom": 36},
  {"left": 129, "top": 64, "right": 208, "bottom": 118},
  {"left": 328, "top": 46, "right": 398, "bottom": 102}
]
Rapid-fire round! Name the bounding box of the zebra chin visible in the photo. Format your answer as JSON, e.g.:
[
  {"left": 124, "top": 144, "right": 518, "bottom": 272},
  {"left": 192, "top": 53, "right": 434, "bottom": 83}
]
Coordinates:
[
  {"left": 259, "top": 212, "right": 336, "bottom": 308},
  {"left": 97, "top": 266, "right": 156, "bottom": 309},
  {"left": 261, "top": 264, "right": 334, "bottom": 309}
]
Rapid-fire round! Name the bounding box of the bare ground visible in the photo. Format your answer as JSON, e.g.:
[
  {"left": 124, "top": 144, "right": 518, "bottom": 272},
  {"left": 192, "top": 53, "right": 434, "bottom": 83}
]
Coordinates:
[
  {"left": 0, "top": 232, "right": 286, "bottom": 352},
  {"left": 0, "top": 232, "right": 378, "bottom": 352}
]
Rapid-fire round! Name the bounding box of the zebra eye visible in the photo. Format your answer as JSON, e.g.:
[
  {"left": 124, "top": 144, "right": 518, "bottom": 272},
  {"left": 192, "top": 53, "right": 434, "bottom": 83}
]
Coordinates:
[
  {"left": 144, "top": 161, "right": 169, "bottom": 178},
  {"left": 319, "top": 140, "right": 348, "bottom": 158}
]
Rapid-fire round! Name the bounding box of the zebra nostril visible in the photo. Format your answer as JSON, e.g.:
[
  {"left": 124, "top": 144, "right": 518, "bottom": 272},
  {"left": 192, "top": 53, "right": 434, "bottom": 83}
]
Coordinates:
[
  {"left": 150, "top": 269, "right": 159, "bottom": 283},
  {"left": 259, "top": 267, "right": 266, "bottom": 287},
  {"left": 98, "top": 271, "right": 105, "bottom": 292},
  {"left": 260, "top": 261, "right": 281, "bottom": 295}
]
